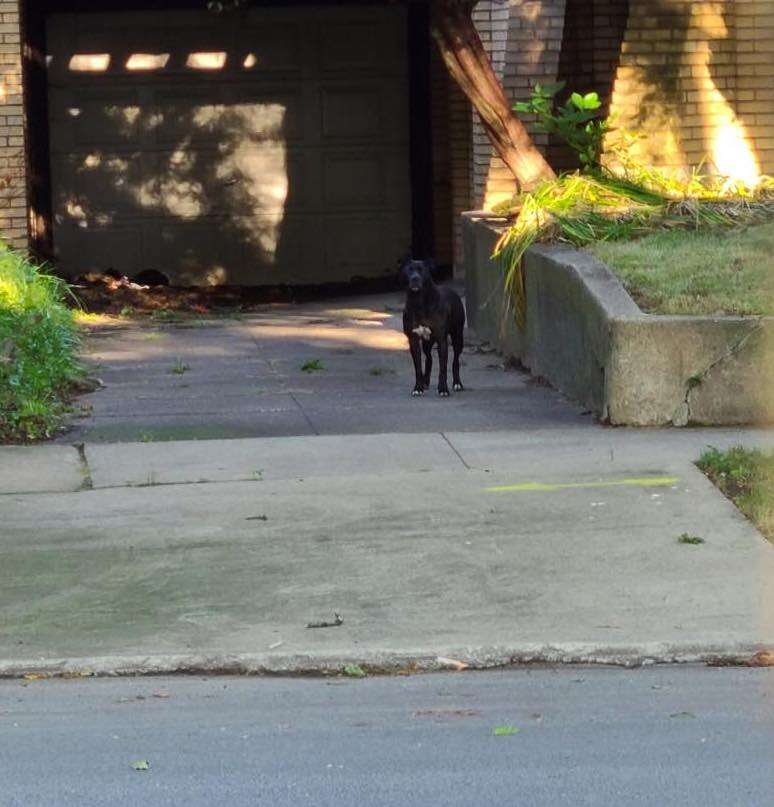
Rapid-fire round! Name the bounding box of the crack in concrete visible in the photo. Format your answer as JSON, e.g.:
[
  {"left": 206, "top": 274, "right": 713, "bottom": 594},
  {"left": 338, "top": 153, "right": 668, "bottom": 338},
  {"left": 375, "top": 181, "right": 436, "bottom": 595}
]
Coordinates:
[
  {"left": 441, "top": 433, "right": 471, "bottom": 469},
  {"left": 676, "top": 320, "right": 764, "bottom": 426}
]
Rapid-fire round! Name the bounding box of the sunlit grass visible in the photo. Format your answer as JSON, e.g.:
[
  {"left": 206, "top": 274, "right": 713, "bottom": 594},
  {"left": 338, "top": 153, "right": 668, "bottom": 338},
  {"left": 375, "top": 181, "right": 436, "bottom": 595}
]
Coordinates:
[
  {"left": 0, "top": 245, "right": 82, "bottom": 441},
  {"left": 588, "top": 221, "right": 774, "bottom": 316}
]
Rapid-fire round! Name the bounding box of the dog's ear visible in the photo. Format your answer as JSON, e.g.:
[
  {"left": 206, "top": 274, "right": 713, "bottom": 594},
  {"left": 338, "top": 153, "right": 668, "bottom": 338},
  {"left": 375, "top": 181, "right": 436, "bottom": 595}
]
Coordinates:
[{"left": 422, "top": 258, "right": 435, "bottom": 278}]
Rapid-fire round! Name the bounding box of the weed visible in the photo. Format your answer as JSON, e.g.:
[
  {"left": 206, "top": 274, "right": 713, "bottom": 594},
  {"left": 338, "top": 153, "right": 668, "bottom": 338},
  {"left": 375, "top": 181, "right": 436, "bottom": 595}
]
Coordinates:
[
  {"left": 369, "top": 367, "right": 395, "bottom": 376},
  {"left": 140, "top": 331, "right": 164, "bottom": 341},
  {"left": 139, "top": 431, "right": 155, "bottom": 443},
  {"left": 251, "top": 469, "right": 264, "bottom": 481},
  {"left": 301, "top": 359, "right": 325, "bottom": 373},
  {"left": 343, "top": 664, "right": 366, "bottom": 678},
  {"left": 119, "top": 306, "right": 134, "bottom": 318},
  {"left": 677, "top": 533, "right": 705, "bottom": 545},
  {"left": 170, "top": 357, "right": 190, "bottom": 375}
]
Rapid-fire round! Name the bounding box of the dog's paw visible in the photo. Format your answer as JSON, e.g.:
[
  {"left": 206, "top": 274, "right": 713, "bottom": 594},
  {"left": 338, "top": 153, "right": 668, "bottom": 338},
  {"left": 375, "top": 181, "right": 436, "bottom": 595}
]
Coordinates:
[
  {"left": 453, "top": 382, "right": 464, "bottom": 392},
  {"left": 438, "top": 387, "right": 450, "bottom": 398},
  {"left": 411, "top": 387, "right": 424, "bottom": 397}
]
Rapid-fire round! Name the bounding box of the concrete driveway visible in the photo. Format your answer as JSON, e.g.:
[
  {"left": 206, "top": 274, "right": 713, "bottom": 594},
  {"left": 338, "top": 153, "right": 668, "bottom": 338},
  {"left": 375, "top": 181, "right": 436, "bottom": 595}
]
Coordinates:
[{"left": 61, "top": 291, "right": 592, "bottom": 443}]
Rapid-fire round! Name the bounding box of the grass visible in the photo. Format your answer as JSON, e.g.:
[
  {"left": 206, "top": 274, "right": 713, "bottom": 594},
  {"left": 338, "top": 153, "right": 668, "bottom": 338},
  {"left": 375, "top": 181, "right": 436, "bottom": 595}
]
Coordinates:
[
  {"left": 697, "top": 446, "right": 774, "bottom": 542},
  {"left": 0, "top": 245, "right": 81, "bottom": 441},
  {"left": 493, "top": 169, "right": 774, "bottom": 328},
  {"left": 588, "top": 222, "right": 774, "bottom": 315}
]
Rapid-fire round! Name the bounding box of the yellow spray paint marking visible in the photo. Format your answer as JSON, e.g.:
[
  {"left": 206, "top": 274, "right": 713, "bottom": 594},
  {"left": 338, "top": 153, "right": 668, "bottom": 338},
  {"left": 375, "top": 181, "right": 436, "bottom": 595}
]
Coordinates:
[{"left": 484, "top": 476, "right": 680, "bottom": 494}]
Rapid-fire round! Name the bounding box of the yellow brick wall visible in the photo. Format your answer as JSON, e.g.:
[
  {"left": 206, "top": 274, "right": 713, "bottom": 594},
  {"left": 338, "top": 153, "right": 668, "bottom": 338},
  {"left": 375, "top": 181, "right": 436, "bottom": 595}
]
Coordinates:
[
  {"left": 605, "top": 0, "right": 772, "bottom": 181},
  {"left": 471, "top": 0, "right": 567, "bottom": 210},
  {"left": 0, "top": 0, "right": 27, "bottom": 249},
  {"left": 735, "top": 0, "right": 774, "bottom": 175}
]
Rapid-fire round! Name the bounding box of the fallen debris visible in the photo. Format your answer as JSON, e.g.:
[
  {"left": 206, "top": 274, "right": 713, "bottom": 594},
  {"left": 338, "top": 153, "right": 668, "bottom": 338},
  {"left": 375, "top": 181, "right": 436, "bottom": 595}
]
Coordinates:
[{"left": 306, "top": 613, "right": 344, "bottom": 629}]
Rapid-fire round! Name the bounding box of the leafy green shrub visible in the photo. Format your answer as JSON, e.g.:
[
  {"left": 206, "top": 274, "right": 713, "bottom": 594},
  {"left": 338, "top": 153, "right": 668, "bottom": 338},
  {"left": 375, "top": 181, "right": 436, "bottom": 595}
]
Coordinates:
[
  {"left": 513, "top": 83, "right": 611, "bottom": 169},
  {"left": 0, "top": 245, "right": 81, "bottom": 441}
]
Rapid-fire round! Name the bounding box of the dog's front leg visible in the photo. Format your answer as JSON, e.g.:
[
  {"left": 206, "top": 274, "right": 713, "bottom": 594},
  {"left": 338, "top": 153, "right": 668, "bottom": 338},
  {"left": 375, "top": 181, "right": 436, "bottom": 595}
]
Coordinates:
[
  {"left": 409, "top": 335, "right": 425, "bottom": 396},
  {"left": 437, "top": 335, "right": 450, "bottom": 397},
  {"left": 422, "top": 340, "right": 433, "bottom": 389}
]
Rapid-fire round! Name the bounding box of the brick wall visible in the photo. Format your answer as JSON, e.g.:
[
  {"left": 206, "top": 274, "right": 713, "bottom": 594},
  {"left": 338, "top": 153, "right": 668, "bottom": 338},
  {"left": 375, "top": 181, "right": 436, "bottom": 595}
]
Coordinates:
[
  {"left": 735, "top": 0, "right": 774, "bottom": 175},
  {"left": 470, "top": 0, "right": 567, "bottom": 210},
  {"left": 605, "top": 0, "right": 772, "bottom": 181},
  {"left": 0, "top": 0, "right": 27, "bottom": 249}
]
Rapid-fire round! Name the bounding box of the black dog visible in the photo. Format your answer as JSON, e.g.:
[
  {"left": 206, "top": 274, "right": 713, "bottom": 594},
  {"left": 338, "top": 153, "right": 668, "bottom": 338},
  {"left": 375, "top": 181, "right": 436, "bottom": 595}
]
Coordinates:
[{"left": 401, "top": 258, "right": 465, "bottom": 397}]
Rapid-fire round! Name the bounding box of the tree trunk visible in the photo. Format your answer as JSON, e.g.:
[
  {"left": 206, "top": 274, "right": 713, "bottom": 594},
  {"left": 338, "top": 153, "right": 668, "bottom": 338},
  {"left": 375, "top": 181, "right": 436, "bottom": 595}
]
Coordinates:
[{"left": 430, "top": 0, "right": 555, "bottom": 193}]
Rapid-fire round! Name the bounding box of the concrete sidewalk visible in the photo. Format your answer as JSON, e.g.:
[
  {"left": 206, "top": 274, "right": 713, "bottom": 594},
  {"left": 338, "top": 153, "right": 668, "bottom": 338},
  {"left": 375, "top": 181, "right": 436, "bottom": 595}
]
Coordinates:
[{"left": 1, "top": 428, "right": 773, "bottom": 676}]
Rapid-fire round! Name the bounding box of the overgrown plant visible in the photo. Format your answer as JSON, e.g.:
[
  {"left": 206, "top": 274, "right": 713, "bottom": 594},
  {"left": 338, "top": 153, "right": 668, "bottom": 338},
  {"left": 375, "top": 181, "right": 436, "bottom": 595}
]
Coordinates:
[
  {"left": 0, "top": 245, "right": 82, "bottom": 441},
  {"left": 513, "top": 83, "right": 611, "bottom": 170},
  {"left": 492, "top": 113, "right": 774, "bottom": 329}
]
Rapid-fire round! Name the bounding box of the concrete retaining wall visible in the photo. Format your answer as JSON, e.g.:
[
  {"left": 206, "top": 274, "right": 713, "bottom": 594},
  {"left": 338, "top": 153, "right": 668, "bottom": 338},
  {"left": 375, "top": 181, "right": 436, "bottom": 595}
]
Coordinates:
[{"left": 462, "top": 214, "right": 774, "bottom": 426}]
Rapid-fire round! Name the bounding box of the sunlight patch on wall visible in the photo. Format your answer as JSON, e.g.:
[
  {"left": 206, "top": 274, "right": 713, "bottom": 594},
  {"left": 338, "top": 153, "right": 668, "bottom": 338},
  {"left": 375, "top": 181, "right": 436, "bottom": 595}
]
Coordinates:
[
  {"left": 69, "top": 53, "right": 110, "bottom": 72},
  {"left": 605, "top": 1, "right": 761, "bottom": 185},
  {"left": 186, "top": 51, "right": 227, "bottom": 70}
]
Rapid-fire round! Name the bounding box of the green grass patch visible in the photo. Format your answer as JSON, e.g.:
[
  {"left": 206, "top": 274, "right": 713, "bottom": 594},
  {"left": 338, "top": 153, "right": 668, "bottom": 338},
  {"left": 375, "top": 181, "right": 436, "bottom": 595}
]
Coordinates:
[
  {"left": 697, "top": 446, "right": 774, "bottom": 542},
  {"left": 0, "top": 245, "right": 82, "bottom": 441},
  {"left": 588, "top": 222, "right": 774, "bottom": 315}
]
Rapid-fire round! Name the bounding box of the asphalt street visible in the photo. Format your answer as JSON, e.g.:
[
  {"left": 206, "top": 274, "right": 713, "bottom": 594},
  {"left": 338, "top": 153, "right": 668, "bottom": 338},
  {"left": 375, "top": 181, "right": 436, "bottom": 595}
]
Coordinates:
[{"left": 1, "top": 666, "right": 772, "bottom": 806}]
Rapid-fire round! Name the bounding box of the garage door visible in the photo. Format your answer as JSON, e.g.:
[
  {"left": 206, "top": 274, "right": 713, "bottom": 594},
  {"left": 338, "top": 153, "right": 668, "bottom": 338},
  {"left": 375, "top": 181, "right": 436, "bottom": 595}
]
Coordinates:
[{"left": 46, "top": 7, "right": 411, "bottom": 285}]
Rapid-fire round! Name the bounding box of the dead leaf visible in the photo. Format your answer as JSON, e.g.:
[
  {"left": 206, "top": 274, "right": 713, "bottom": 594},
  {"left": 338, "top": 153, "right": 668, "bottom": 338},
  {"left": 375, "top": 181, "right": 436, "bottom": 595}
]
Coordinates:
[
  {"left": 131, "top": 760, "right": 150, "bottom": 771},
  {"left": 493, "top": 725, "right": 520, "bottom": 736},
  {"left": 436, "top": 656, "right": 468, "bottom": 671},
  {"left": 749, "top": 650, "right": 774, "bottom": 667}
]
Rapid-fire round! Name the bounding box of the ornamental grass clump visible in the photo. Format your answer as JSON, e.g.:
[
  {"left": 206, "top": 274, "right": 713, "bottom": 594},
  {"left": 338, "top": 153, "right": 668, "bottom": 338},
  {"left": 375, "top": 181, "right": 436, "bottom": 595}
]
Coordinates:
[
  {"left": 493, "top": 170, "right": 774, "bottom": 328},
  {"left": 0, "top": 245, "right": 81, "bottom": 441}
]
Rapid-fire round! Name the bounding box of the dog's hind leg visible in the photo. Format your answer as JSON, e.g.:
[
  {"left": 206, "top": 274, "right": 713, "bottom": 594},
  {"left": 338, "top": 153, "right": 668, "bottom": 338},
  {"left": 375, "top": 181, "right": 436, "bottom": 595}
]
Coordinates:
[
  {"left": 437, "top": 335, "right": 450, "bottom": 397},
  {"left": 451, "top": 329, "right": 464, "bottom": 391},
  {"left": 422, "top": 340, "right": 433, "bottom": 389}
]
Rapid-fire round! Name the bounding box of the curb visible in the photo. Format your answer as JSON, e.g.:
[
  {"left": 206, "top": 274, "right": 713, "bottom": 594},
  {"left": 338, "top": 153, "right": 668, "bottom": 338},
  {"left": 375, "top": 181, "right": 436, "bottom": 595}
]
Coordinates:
[{"left": 2, "top": 643, "right": 772, "bottom": 680}]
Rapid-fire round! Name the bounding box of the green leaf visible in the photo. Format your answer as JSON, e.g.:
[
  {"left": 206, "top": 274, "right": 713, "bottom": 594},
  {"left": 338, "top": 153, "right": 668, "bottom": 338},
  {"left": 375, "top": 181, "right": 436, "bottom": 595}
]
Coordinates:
[
  {"left": 493, "top": 725, "right": 520, "bottom": 736},
  {"left": 131, "top": 760, "right": 150, "bottom": 771},
  {"left": 583, "top": 92, "right": 602, "bottom": 109}
]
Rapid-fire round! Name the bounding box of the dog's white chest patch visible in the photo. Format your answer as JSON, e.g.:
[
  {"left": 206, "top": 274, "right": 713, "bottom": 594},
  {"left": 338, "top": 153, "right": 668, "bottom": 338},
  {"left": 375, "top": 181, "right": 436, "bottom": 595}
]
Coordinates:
[{"left": 412, "top": 325, "right": 432, "bottom": 341}]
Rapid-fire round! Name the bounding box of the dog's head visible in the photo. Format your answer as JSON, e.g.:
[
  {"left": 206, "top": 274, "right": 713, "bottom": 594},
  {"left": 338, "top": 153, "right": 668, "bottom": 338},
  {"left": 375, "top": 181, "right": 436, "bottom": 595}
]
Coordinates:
[{"left": 401, "top": 258, "right": 434, "bottom": 294}]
